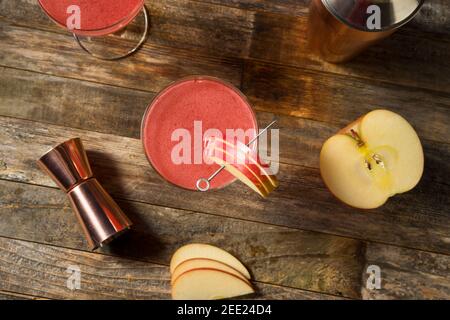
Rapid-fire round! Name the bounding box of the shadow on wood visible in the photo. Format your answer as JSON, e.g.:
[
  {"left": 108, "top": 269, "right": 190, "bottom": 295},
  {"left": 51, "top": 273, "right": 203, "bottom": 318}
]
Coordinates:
[{"left": 87, "top": 150, "right": 167, "bottom": 262}]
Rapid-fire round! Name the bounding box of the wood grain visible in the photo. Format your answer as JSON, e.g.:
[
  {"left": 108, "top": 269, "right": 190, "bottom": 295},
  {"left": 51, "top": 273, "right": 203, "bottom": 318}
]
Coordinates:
[
  {"left": 1, "top": 20, "right": 448, "bottom": 145},
  {"left": 3, "top": 0, "right": 448, "bottom": 34},
  {"left": 0, "top": 66, "right": 153, "bottom": 138},
  {"left": 0, "top": 237, "right": 170, "bottom": 299},
  {"left": 0, "top": 116, "right": 448, "bottom": 255},
  {"left": 2, "top": 180, "right": 450, "bottom": 299},
  {"left": 247, "top": 11, "right": 450, "bottom": 94},
  {"left": 1, "top": 63, "right": 448, "bottom": 187},
  {"left": 0, "top": 179, "right": 364, "bottom": 298},
  {"left": 193, "top": 0, "right": 450, "bottom": 38},
  {"left": 2, "top": 61, "right": 449, "bottom": 149},
  {"left": 0, "top": 237, "right": 345, "bottom": 299},
  {"left": 361, "top": 243, "right": 450, "bottom": 300},
  {"left": 0, "top": 290, "right": 44, "bottom": 300},
  {"left": 0, "top": 22, "right": 242, "bottom": 91},
  {"left": 242, "top": 61, "right": 450, "bottom": 144},
  {"left": 0, "top": 0, "right": 448, "bottom": 301},
  {"left": 0, "top": 59, "right": 448, "bottom": 193},
  {"left": 1, "top": 0, "right": 449, "bottom": 94}
]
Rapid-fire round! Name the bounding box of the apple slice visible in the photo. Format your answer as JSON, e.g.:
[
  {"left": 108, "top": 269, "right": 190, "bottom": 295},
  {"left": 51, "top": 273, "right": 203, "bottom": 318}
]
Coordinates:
[
  {"left": 172, "top": 269, "right": 254, "bottom": 300},
  {"left": 171, "top": 258, "right": 250, "bottom": 285},
  {"left": 320, "top": 109, "right": 424, "bottom": 209},
  {"left": 170, "top": 243, "right": 251, "bottom": 279},
  {"left": 217, "top": 138, "right": 279, "bottom": 189},
  {"left": 209, "top": 146, "right": 272, "bottom": 196},
  {"left": 204, "top": 138, "right": 278, "bottom": 197}
]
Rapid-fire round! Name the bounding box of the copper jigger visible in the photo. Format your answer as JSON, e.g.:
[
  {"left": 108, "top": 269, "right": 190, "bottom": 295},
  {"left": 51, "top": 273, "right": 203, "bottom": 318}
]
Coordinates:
[{"left": 37, "top": 138, "right": 132, "bottom": 250}]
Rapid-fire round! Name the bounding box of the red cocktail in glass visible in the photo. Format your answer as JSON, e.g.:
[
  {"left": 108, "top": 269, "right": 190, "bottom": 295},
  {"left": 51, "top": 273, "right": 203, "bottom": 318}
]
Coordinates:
[
  {"left": 38, "top": 0, "right": 148, "bottom": 59},
  {"left": 141, "top": 77, "right": 258, "bottom": 191}
]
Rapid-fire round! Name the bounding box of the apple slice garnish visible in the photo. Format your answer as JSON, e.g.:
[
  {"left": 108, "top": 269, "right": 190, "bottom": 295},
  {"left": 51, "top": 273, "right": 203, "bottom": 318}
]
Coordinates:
[
  {"left": 204, "top": 138, "right": 278, "bottom": 197},
  {"left": 320, "top": 109, "right": 424, "bottom": 209},
  {"left": 214, "top": 138, "right": 279, "bottom": 189},
  {"left": 172, "top": 269, "right": 254, "bottom": 300},
  {"left": 171, "top": 258, "right": 250, "bottom": 285},
  {"left": 208, "top": 146, "right": 272, "bottom": 197},
  {"left": 170, "top": 243, "right": 251, "bottom": 279}
]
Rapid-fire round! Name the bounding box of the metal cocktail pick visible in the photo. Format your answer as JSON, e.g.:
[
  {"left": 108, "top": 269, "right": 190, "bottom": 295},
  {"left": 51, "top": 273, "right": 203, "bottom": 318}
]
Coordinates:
[{"left": 196, "top": 120, "right": 277, "bottom": 192}]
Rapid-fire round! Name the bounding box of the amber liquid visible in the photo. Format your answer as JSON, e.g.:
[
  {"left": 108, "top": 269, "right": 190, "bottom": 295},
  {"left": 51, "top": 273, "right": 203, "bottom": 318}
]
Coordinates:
[{"left": 307, "top": 0, "right": 395, "bottom": 63}]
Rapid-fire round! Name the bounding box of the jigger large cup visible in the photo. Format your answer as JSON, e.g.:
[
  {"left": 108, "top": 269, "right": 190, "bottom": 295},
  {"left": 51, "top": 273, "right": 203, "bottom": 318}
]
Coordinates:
[
  {"left": 308, "top": 0, "right": 425, "bottom": 63},
  {"left": 37, "top": 138, "right": 132, "bottom": 250}
]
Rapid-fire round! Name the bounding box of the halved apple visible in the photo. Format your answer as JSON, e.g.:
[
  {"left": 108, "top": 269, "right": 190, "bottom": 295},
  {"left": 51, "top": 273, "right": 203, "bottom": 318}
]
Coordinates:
[
  {"left": 171, "top": 258, "right": 250, "bottom": 285},
  {"left": 170, "top": 243, "right": 251, "bottom": 279},
  {"left": 204, "top": 138, "right": 278, "bottom": 197},
  {"left": 320, "top": 109, "right": 424, "bottom": 209},
  {"left": 172, "top": 269, "right": 254, "bottom": 300}
]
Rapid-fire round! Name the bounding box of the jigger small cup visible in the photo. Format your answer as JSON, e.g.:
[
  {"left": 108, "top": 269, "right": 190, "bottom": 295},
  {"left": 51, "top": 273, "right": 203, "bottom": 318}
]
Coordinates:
[{"left": 37, "top": 138, "right": 132, "bottom": 250}]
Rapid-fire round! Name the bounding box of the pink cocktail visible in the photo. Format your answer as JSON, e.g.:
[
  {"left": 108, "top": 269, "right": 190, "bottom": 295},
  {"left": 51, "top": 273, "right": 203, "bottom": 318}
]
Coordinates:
[
  {"left": 38, "top": 0, "right": 148, "bottom": 59},
  {"left": 141, "top": 77, "right": 258, "bottom": 190},
  {"left": 38, "top": 0, "right": 144, "bottom": 36}
]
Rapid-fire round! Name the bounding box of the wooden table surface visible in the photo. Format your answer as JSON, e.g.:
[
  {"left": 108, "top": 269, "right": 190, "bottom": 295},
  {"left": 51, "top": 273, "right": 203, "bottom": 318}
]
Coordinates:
[{"left": 0, "top": 0, "right": 449, "bottom": 300}]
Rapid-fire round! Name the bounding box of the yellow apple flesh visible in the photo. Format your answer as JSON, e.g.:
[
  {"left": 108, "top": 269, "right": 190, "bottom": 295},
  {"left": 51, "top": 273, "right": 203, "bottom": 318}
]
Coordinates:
[
  {"left": 320, "top": 110, "right": 424, "bottom": 209},
  {"left": 172, "top": 269, "right": 254, "bottom": 300},
  {"left": 170, "top": 243, "right": 251, "bottom": 279}
]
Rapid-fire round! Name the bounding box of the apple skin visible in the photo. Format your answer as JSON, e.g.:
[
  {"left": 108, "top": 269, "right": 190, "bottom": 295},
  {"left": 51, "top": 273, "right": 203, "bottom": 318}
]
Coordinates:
[
  {"left": 337, "top": 116, "right": 363, "bottom": 135},
  {"left": 204, "top": 137, "right": 278, "bottom": 197},
  {"left": 220, "top": 139, "right": 278, "bottom": 188},
  {"left": 170, "top": 243, "right": 251, "bottom": 279},
  {"left": 171, "top": 268, "right": 254, "bottom": 300},
  {"left": 205, "top": 137, "right": 278, "bottom": 184},
  {"left": 320, "top": 109, "right": 424, "bottom": 209},
  {"left": 208, "top": 147, "right": 275, "bottom": 196},
  {"left": 171, "top": 258, "right": 251, "bottom": 285}
]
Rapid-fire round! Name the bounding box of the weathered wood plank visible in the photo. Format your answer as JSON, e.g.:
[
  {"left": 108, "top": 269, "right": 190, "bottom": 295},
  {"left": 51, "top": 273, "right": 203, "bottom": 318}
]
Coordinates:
[
  {"left": 247, "top": 12, "right": 450, "bottom": 94},
  {"left": 0, "top": 237, "right": 345, "bottom": 299},
  {"left": 0, "top": 66, "right": 448, "bottom": 209},
  {"left": 0, "top": 0, "right": 255, "bottom": 60},
  {"left": 0, "top": 179, "right": 364, "bottom": 298},
  {"left": 2, "top": 65, "right": 448, "bottom": 157},
  {"left": 0, "top": 290, "right": 44, "bottom": 300},
  {"left": 406, "top": 0, "right": 450, "bottom": 35},
  {"left": 362, "top": 243, "right": 450, "bottom": 299},
  {"left": 0, "top": 237, "right": 170, "bottom": 299},
  {"left": 1, "top": 1, "right": 449, "bottom": 94},
  {"left": 0, "top": 22, "right": 242, "bottom": 91},
  {"left": 0, "top": 67, "right": 153, "bottom": 138},
  {"left": 242, "top": 61, "right": 450, "bottom": 144},
  {"left": 1, "top": 22, "right": 448, "bottom": 149},
  {"left": 0, "top": 66, "right": 448, "bottom": 194},
  {"left": 0, "top": 0, "right": 448, "bottom": 302},
  {"left": 198, "top": 0, "right": 309, "bottom": 16},
  {"left": 3, "top": 0, "right": 448, "bottom": 35},
  {"left": 2, "top": 180, "right": 450, "bottom": 299},
  {"left": 0, "top": 116, "right": 449, "bottom": 255},
  {"left": 193, "top": 0, "right": 450, "bottom": 37},
  {"left": 1, "top": 60, "right": 449, "bottom": 149}
]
